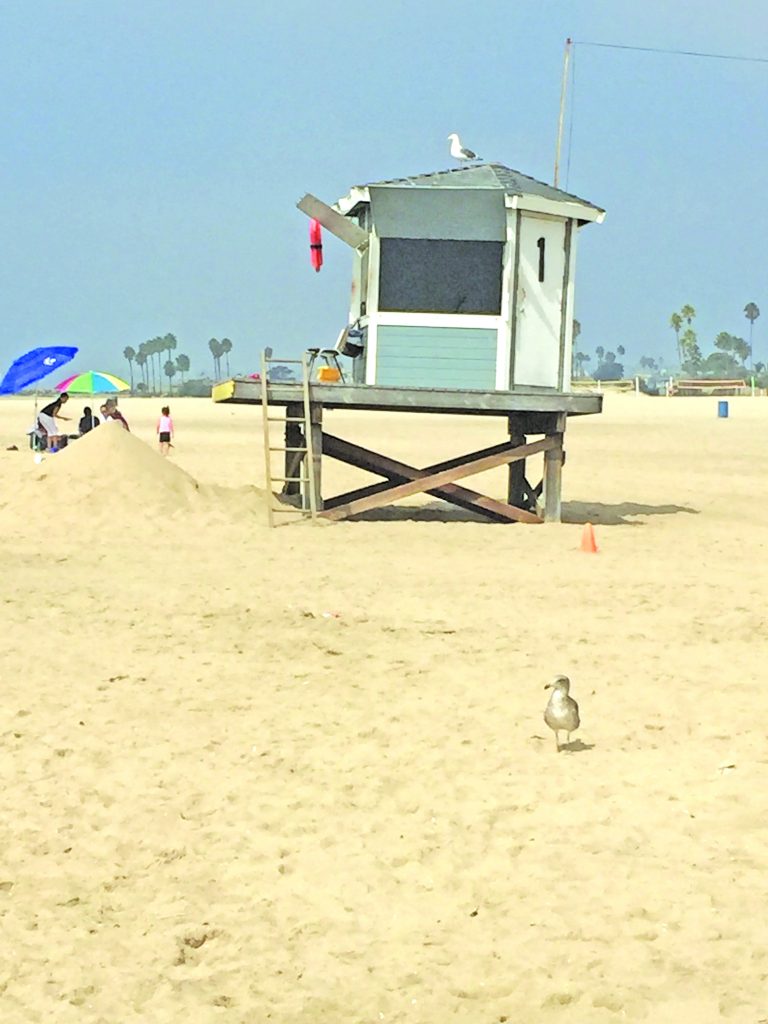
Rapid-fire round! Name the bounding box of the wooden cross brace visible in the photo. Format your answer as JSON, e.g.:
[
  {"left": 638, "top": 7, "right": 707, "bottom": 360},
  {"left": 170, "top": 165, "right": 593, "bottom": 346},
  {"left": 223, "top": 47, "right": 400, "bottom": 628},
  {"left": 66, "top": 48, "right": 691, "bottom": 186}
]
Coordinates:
[{"left": 319, "top": 433, "right": 558, "bottom": 523}]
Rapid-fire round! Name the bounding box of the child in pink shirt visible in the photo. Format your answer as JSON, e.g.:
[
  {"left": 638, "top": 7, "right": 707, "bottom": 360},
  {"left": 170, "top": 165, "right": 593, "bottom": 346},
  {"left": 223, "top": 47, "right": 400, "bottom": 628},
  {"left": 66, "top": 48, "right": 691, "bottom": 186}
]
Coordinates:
[{"left": 157, "top": 405, "right": 174, "bottom": 455}]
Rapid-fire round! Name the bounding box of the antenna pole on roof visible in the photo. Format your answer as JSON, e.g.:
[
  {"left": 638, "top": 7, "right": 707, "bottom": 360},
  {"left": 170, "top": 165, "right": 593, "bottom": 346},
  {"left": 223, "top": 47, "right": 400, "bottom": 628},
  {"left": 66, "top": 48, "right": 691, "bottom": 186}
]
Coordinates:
[{"left": 553, "top": 37, "right": 572, "bottom": 189}]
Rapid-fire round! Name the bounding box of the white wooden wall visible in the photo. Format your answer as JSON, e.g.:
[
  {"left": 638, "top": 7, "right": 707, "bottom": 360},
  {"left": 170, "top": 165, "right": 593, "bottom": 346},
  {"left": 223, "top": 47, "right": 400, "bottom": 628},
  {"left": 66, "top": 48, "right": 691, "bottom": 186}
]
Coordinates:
[{"left": 513, "top": 215, "right": 566, "bottom": 389}]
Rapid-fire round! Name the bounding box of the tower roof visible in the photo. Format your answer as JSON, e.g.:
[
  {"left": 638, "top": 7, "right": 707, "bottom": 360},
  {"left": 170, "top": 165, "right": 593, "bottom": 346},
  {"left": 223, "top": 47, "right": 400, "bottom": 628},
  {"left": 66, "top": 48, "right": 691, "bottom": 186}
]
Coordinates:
[{"left": 337, "top": 163, "right": 604, "bottom": 223}]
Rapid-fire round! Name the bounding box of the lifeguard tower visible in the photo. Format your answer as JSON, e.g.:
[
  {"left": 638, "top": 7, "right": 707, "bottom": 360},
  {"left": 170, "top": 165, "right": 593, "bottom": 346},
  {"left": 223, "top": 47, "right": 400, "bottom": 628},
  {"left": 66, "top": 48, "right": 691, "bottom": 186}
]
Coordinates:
[
  {"left": 213, "top": 163, "right": 605, "bottom": 525},
  {"left": 334, "top": 163, "right": 604, "bottom": 391}
]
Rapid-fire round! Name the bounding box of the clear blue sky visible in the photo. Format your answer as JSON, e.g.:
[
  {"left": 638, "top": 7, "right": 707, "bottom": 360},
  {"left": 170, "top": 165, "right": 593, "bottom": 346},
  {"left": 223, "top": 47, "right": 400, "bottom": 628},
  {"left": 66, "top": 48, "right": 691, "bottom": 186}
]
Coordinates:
[{"left": 1, "top": 0, "right": 766, "bottom": 380}]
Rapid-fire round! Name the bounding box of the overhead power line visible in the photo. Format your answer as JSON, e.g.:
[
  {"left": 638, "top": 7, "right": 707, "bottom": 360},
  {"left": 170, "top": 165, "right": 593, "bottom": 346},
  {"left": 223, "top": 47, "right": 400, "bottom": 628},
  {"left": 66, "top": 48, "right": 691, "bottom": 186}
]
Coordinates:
[
  {"left": 555, "top": 37, "right": 768, "bottom": 187},
  {"left": 573, "top": 40, "right": 768, "bottom": 65}
]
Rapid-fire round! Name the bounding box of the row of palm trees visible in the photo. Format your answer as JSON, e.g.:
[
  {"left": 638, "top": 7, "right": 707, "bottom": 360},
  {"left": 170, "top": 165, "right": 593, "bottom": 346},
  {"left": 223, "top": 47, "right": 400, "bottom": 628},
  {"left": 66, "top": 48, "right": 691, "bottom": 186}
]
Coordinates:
[
  {"left": 123, "top": 334, "right": 191, "bottom": 394},
  {"left": 669, "top": 303, "right": 760, "bottom": 370},
  {"left": 122, "top": 334, "right": 238, "bottom": 394}
]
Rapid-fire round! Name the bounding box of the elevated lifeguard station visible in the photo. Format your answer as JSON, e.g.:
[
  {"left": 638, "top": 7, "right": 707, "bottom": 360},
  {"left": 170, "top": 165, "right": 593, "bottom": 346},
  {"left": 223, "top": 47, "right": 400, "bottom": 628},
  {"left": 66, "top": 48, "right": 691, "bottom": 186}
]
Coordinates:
[
  {"left": 336, "top": 163, "right": 604, "bottom": 391},
  {"left": 213, "top": 162, "right": 605, "bottom": 524}
]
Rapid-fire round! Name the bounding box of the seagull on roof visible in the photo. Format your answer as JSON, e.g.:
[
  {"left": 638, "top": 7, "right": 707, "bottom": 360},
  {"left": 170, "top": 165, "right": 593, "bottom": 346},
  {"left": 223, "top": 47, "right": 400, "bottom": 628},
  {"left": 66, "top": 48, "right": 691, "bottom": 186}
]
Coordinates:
[{"left": 448, "top": 133, "right": 480, "bottom": 162}]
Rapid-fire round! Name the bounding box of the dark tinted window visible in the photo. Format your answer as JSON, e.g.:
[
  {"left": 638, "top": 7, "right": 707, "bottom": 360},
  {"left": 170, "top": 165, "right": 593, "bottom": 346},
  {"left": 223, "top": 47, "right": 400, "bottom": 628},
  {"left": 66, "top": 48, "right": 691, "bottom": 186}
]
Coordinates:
[{"left": 379, "top": 238, "right": 503, "bottom": 315}]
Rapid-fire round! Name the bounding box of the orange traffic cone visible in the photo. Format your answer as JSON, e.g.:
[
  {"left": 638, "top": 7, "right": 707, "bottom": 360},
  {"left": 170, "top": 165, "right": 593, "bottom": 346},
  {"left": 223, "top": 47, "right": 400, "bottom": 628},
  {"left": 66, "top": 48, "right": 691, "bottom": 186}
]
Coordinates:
[{"left": 580, "top": 522, "right": 598, "bottom": 553}]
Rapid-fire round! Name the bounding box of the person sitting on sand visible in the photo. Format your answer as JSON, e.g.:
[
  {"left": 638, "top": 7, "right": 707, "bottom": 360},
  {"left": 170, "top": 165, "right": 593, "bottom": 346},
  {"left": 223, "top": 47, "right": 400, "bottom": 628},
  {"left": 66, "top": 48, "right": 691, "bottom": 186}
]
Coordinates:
[
  {"left": 104, "top": 399, "right": 130, "bottom": 431},
  {"left": 37, "top": 392, "right": 71, "bottom": 451},
  {"left": 78, "top": 406, "right": 100, "bottom": 434}
]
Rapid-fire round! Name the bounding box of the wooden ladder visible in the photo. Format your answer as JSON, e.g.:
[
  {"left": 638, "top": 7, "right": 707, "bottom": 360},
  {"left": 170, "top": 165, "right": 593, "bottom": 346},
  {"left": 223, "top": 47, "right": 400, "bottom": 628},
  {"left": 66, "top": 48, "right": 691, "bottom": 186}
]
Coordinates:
[{"left": 260, "top": 350, "right": 318, "bottom": 527}]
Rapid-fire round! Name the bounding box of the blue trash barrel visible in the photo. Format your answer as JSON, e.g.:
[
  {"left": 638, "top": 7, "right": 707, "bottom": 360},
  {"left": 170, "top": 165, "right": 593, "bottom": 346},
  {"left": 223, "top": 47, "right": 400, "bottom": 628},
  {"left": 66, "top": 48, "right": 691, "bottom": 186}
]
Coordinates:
[{"left": 718, "top": 400, "right": 729, "bottom": 418}]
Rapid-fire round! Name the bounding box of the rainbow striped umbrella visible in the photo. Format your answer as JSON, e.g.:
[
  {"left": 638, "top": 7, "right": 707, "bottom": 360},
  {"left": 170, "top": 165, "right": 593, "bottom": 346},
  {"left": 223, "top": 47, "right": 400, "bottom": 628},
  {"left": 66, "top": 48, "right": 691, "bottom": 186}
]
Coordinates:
[{"left": 55, "top": 370, "right": 130, "bottom": 395}]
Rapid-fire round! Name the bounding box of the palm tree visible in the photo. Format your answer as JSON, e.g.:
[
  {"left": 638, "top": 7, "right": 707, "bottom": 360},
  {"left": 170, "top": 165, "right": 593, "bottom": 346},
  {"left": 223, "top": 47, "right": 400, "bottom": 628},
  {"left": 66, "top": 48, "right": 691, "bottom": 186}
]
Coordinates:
[
  {"left": 572, "top": 351, "right": 591, "bottom": 378},
  {"left": 140, "top": 341, "right": 153, "bottom": 393},
  {"left": 595, "top": 345, "right": 605, "bottom": 362},
  {"left": 669, "top": 312, "right": 683, "bottom": 364},
  {"left": 161, "top": 334, "right": 178, "bottom": 389},
  {"left": 135, "top": 349, "right": 148, "bottom": 392},
  {"left": 142, "top": 339, "right": 153, "bottom": 393},
  {"left": 123, "top": 346, "right": 136, "bottom": 392},
  {"left": 163, "top": 333, "right": 178, "bottom": 363},
  {"left": 175, "top": 353, "right": 190, "bottom": 387},
  {"left": 153, "top": 337, "right": 165, "bottom": 392},
  {"left": 677, "top": 307, "right": 698, "bottom": 372},
  {"left": 144, "top": 345, "right": 152, "bottom": 391},
  {"left": 208, "top": 338, "right": 221, "bottom": 377},
  {"left": 220, "top": 337, "right": 233, "bottom": 376},
  {"left": 617, "top": 344, "right": 625, "bottom": 358},
  {"left": 744, "top": 303, "right": 760, "bottom": 370},
  {"left": 670, "top": 306, "right": 695, "bottom": 366},
  {"left": 164, "top": 359, "right": 177, "bottom": 395},
  {"left": 733, "top": 337, "right": 751, "bottom": 365},
  {"left": 680, "top": 329, "right": 702, "bottom": 372}
]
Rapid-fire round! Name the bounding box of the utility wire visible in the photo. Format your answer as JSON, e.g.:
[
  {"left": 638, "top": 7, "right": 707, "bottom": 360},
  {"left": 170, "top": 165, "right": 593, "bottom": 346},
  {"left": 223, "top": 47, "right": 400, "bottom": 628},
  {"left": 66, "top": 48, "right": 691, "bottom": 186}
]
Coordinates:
[
  {"left": 573, "top": 40, "right": 768, "bottom": 65},
  {"left": 561, "top": 39, "right": 767, "bottom": 188}
]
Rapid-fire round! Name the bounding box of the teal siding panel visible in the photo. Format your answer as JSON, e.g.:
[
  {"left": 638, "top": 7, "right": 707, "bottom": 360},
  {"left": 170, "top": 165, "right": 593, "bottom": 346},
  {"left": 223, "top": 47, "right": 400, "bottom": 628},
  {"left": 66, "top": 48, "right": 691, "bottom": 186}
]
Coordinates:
[{"left": 376, "top": 326, "right": 498, "bottom": 389}]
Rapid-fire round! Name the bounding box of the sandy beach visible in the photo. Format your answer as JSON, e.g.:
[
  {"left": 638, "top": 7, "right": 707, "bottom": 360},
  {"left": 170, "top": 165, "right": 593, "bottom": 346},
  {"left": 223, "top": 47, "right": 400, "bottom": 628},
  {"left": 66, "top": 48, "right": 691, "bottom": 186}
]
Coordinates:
[{"left": 1, "top": 392, "right": 768, "bottom": 1023}]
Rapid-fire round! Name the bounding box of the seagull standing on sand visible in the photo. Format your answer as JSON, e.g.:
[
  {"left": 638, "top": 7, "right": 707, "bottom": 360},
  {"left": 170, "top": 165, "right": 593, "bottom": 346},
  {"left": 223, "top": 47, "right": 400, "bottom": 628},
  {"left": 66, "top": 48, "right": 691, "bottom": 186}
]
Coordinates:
[
  {"left": 448, "top": 133, "right": 480, "bottom": 162},
  {"left": 544, "top": 675, "right": 581, "bottom": 751}
]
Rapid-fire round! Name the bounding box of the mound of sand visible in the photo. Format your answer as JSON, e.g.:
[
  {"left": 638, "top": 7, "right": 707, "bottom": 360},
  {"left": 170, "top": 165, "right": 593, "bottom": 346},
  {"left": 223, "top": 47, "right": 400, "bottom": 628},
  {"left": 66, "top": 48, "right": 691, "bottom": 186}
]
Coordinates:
[
  {"left": 4, "top": 421, "right": 272, "bottom": 533},
  {"left": 41, "top": 421, "right": 203, "bottom": 509}
]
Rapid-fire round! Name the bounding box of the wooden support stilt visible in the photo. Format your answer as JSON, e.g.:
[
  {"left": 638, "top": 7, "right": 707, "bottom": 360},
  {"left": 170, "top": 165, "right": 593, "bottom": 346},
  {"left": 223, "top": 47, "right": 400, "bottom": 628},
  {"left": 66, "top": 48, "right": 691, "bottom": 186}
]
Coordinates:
[
  {"left": 309, "top": 402, "right": 323, "bottom": 510},
  {"left": 507, "top": 415, "right": 527, "bottom": 509},
  {"left": 543, "top": 413, "right": 567, "bottom": 523}
]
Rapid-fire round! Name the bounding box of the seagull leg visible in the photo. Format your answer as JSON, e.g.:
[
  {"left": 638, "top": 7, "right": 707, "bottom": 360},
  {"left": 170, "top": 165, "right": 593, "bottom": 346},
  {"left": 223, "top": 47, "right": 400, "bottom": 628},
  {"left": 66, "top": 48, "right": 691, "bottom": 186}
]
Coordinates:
[{"left": 555, "top": 731, "right": 561, "bottom": 752}]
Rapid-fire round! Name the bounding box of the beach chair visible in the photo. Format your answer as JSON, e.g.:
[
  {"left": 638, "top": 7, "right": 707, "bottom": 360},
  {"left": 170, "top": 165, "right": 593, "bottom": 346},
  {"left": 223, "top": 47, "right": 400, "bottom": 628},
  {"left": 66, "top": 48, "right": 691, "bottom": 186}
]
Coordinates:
[{"left": 27, "top": 426, "right": 46, "bottom": 451}]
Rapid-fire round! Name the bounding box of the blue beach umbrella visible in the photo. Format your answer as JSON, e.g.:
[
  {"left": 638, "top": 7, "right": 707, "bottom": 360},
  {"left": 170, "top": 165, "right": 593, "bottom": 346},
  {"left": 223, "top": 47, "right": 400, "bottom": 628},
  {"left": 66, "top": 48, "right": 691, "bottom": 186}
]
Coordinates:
[{"left": 0, "top": 346, "right": 78, "bottom": 395}]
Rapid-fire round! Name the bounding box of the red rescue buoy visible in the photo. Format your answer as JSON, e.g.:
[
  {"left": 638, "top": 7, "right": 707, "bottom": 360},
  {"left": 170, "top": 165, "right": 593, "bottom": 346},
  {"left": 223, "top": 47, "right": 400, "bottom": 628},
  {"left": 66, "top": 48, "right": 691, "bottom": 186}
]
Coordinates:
[{"left": 309, "top": 218, "right": 323, "bottom": 272}]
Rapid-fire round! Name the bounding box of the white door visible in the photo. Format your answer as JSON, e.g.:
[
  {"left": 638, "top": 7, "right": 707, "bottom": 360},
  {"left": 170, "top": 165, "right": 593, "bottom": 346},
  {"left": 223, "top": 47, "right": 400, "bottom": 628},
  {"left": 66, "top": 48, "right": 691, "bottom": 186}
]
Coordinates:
[{"left": 513, "top": 216, "right": 565, "bottom": 388}]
